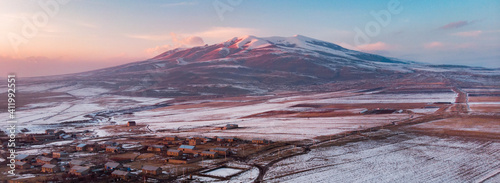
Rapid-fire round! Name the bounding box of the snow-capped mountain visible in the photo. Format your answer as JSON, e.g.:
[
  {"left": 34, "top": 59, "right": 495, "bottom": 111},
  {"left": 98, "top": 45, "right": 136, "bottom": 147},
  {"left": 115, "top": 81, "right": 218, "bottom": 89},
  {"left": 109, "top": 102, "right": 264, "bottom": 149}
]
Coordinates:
[{"left": 24, "top": 35, "right": 500, "bottom": 97}]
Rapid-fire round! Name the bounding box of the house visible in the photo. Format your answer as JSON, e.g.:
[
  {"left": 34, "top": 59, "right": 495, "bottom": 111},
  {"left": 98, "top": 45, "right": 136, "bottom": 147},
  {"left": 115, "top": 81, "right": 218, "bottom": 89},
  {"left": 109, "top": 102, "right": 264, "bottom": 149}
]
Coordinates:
[
  {"left": 148, "top": 145, "right": 167, "bottom": 152},
  {"left": 217, "top": 136, "right": 236, "bottom": 143},
  {"left": 167, "top": 158, "right": 201, "bottom": 164},
  {"left": 15, "top": 161, "right": 30, "bottom": 169},
  {"left": 252, "top": 138, "right": 270, "bottom": 144},
  {"left": 45, "top": 129, "right": 55, "bottom": 135},
  {"left": 167, "top": 149, "right": 183, "bottom": 156},
  {"left": 52, "top": 152, "right": 68, "bottom": 159},
  {"left": 41, "top": 164, "right": 59, "bottom": 173},
  {"left": 178, "top": 145, "right": 196, "bottom": 153},
  {"left": 76, "top": 143, "right": 88, "bottom": 151},
  {"left": 142, "top": 165, "right": 162, "bottom": 175},
  {"left": 36, "top": 157, "right": 57, "bottom": 165},
  {"left": 210, "top": 147, "right": 230, "bottom": 156},
  {"left": 105, "top": 162, "right": 123, "bottom": 171},
  {"left": 100, "top": 141, "right": 118, "bottom": 148},
  {"left": 112, "top": 170, "right": 132, "bottom": 180},
  {"left": 106, "top": 146, "right": 121, "bottom": 153},
  {"left": 69, "top": 160, "right": 87, "bottom": 167},
  {"left": 165, "top": 136, "right": 178, "bottom": 141},
  {"left": 127, "top": 121, "right": 136, "bottom": 126},
  {"left": 69, "top": 166, "right": 90, "bottom": 176},
  {"left": 223, "top": 124, "right": 238, "bottom": 130},
  {"left": 15, "top": 154, "right": 36, "bottom": 163},
  {"left": 189, "top": 139, "right": 201, "bottom": 146},
  {"left": 201, "top": 151, "right": 218, "bottom": 158}
]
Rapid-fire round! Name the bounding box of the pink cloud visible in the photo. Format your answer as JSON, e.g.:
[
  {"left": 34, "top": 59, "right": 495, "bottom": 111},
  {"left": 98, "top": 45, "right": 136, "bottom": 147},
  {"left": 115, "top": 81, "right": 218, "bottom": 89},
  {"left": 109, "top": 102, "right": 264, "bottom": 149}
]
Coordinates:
[
  {"left": 170, "top": 33, "right": 204, "bottom": 45},
  {"left": 424, "top": 41, "right": 444, "bottom": 49},
  {"left": 145, "top": 33, "right": 205, "bottom": 55},
  {"left": 439, "top": 20, "right": 471, "bottom": 30},
  {"left": 356, "top": 42, "right": 391, "bottom": 51},
  {"left": 452, "top": 30, "right": 482, "bottom": 37}
]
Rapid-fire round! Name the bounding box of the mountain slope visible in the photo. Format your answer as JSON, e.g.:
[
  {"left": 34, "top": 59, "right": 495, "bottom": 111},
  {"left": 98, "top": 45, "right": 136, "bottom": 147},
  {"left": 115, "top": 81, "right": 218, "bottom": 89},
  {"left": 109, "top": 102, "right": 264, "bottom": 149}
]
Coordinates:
[{"left": 23, "top": 35, "right": 500, "bottom": 97}]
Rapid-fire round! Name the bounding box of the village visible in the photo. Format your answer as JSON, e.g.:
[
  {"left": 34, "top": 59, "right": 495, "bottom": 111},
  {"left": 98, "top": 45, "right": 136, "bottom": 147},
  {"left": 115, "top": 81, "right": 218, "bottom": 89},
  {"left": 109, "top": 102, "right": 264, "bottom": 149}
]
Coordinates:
[{"left": 0, "top": 122, "right": 276, "bottom": 183}]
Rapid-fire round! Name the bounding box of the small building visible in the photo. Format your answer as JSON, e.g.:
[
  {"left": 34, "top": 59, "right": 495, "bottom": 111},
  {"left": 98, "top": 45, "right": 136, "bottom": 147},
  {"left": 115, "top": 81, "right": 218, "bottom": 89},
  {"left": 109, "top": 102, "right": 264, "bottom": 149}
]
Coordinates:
[
  {"left": 15, "top": 161, "right": 30, "bottom": 169},
  {"left": 201, "top": 151, "right": 218, "bottom": 158},
  {"left": 69, "top": 166, "right": 90, "bottom": 176},
  {"left": 167, "top": 158, "right": 201, "bottom": 164},
  {"left": 167, "top": 149, "right": 183, "bottom": 156},
  {"left": 217, "top": 136, "right": 236, "bottom": 143},
  {"left": 148, "top": 145, "right": 167, "bottom": 152},
  {"left": 45, "top": 129, "right": 55, "bottom": 135},
  {"left": 252, "top": 138, "right": 270, "bottom": 144},
  {"left": 178, "top": 145, "right": 196, "bottom": 153},
  {"left": 223, "top": 124, "right": 238, "bottom": 130},
  {"left": 41, "top": 164, "right": 59, "bottom": 173},
  {"left": 112, "top": 170, "right": 133, "bottom": 180},
  {"left": 189, "top": 139, "right": 201, "bottom": 146},
  {"left": 106, "top": 146, "right": 121, "bottom": 153},
  {"left": 165, "top": 136, "right": 178, "bottom": 141},
  {"left": 210, "top": 147, "right": 230, "bottom": 156},
  {"left": 105, "top": 162, "right": 123, "bottom": 171},
  {"left": 15, "top": 154, "right": 36, "bottom": 163},
  {"left": 37, "top": 157, "right": 57, "bottom": 165},
  {"left": 142, "top": 165, "right": 162, "bottom": 175},
  {"left": 76, "top": 143, "right": 88, "bottom": 151},
  {"left": 52, "top": 152, "right": 68, "bottom": 159},
  {"left": 127, "top": 121, "right": 136, "bottom": 126},
  {"left": 69, "top": 160, "right": 87, "bottom": 167}
]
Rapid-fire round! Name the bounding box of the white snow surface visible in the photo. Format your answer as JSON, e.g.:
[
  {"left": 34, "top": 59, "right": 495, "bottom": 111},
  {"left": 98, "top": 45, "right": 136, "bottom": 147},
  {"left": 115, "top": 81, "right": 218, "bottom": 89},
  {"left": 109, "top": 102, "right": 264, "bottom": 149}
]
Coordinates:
[{"left": 264, "top": 134, "right": 500, "bottom": 183}]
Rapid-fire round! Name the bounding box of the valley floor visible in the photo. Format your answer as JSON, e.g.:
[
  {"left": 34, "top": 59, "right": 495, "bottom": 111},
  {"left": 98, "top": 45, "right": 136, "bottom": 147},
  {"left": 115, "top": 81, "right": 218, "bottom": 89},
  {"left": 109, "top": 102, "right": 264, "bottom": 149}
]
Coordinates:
[{"left": 1, "top": 85, "right": 500, "bottom": 182}]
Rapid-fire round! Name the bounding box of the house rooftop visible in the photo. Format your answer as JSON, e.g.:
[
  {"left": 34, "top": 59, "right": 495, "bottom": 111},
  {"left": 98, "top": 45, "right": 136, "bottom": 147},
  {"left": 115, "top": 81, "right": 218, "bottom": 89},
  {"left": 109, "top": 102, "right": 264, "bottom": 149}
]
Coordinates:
[
  {"left": 168, "top": 149, "right": 181, "bottom": 153},
  {"left": 142, "top": 165, "right": 160, "bottom": 171},
  {"left": 38, "top": 157, "right": 53, "bottom": 162},
  {"left": 202, "top": 151, "right": 217, "bottom": 155},
  {"left": 112, "top": 170, "right": 130, "bottom": 176},
  {"left": 15, "top": 161, "right": 26, "bottom": 166},
  {"left": 70, "top": 160, "right": 86, "bottom": 165},
  {"left": 42, "top": 164, "right": 57, "bottom": 169},
  {"left": 105, "top": 162, "right": 121, "bottom": 168},
  {"left": 212, "top": 147, "right": 229, "bottom": 151},
  {"left": 71, "top": 166, "right": 89, "bottom": 173},
  {"left": 179, "top": 145, "right": 195, "bottom": 149},
  {"left": 15, "top": 154, "right": 30, "bottom": 160},
  {"left": 77, "top": 144, "right": 87, "bottom": 148}
]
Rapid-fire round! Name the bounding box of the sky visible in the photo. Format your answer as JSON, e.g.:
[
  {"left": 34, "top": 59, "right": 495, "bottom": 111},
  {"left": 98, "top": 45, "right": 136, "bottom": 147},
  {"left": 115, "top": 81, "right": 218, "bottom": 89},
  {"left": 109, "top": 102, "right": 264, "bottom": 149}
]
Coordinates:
[{"left": 1, "top": 0, "right": 499, "bottom": 77}]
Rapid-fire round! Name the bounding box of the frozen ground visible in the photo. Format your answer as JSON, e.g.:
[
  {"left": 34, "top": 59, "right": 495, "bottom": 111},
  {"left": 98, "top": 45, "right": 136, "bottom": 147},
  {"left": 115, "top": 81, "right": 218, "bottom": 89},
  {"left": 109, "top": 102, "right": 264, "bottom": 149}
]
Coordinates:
[
  {"left": 203, "top": 167, "right": 243, "bottom": 177},
  {"left": 264, "top": 134, "right": 500, "bottom": 183}
]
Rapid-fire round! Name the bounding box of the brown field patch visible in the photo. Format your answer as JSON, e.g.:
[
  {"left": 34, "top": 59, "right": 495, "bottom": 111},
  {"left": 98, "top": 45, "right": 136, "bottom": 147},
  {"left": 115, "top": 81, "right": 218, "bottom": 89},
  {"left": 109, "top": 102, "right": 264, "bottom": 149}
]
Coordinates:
[
  {"left": 468, "top": 96, "right": 500, "bottom": 102},
  {"left": 407, "top": 116, "right": 500, "bottom": 139}
]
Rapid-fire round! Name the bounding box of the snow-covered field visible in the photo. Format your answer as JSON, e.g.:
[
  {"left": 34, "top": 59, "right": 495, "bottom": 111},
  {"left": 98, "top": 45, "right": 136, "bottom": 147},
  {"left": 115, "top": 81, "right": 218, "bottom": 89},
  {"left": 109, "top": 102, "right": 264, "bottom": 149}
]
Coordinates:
[
  {"left": 1, "top": 88, "right": 456, "bottom": 140},
  {"left": 264, "top": 134, "right": 500, "bottom": 183}
]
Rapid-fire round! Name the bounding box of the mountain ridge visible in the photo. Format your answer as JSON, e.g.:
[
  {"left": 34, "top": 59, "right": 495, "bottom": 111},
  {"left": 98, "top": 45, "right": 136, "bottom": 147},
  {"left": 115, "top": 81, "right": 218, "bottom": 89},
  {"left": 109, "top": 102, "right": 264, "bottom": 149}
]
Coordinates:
[{"left": 20, "top": 35, "right": 500, "bottom": 98}]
